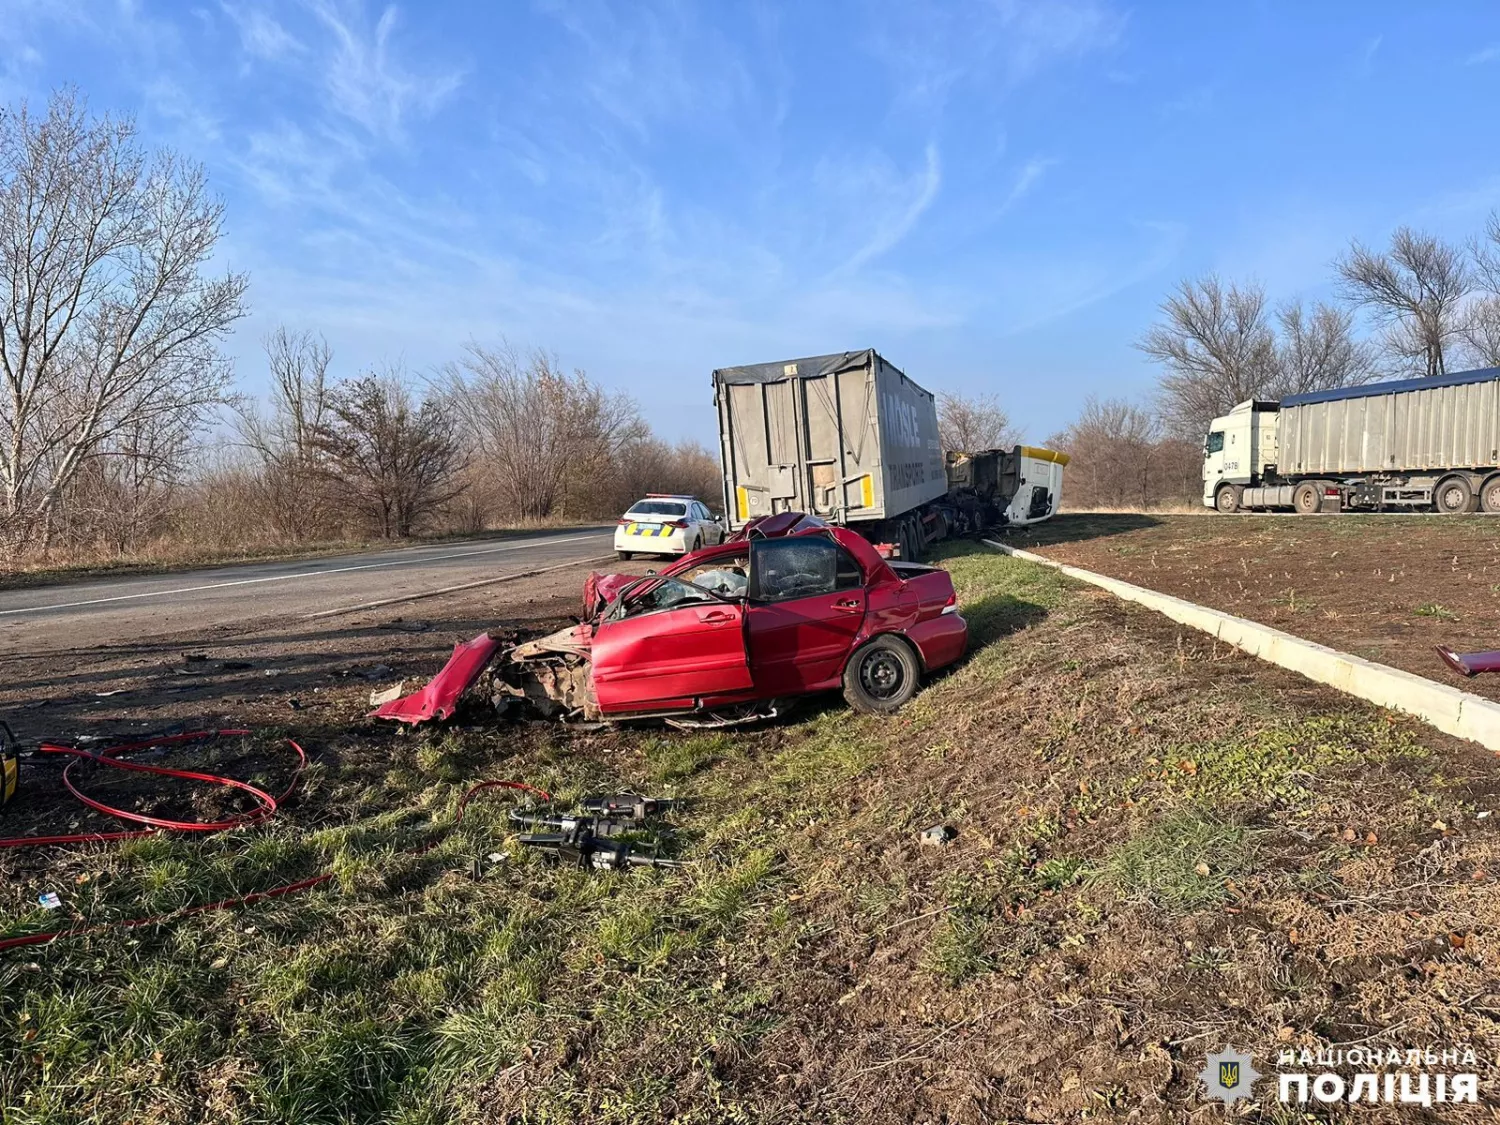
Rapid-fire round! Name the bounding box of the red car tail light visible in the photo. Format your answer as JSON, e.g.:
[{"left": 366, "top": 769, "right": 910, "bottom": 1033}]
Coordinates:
[
  {"left": 667, "top": 519, "right": 689, "bottom": 529},
  {"left": 941, "top": 592, "right": 959, "bottom": 615}
]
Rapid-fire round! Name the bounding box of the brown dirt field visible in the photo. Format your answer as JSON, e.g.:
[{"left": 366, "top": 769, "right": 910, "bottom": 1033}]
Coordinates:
[{"left": 1014, "top": 512, "right": 1500, "bottom": 703}]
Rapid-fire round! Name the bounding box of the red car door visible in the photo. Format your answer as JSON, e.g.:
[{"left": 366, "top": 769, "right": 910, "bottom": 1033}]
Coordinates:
[
  {"left": 592, "top": 584, "right": 752, "bottom": 711},
  {"left": 745, "top": 537, "right": 866, "bottom": 696}
]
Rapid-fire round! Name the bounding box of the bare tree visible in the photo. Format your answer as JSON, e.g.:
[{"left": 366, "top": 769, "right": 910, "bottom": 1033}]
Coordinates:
[
  {"left": 1048, "top": 395, "right": 1200, "bottom": 510},
  {"left": 235, "top": 327, "right": 336, "bottom": 540},
  {"left": 440, "top": 342, "right": 646, "bottom": 521},
  {"left": 0, "top": 89, "right": 247, "bottom": 555},
  {"left": 609, "top": 436, "right": 722, "bottom": 514},
  {"left": 1461, "top": 213, "right": 1500, "bottom": 368},
  {"left": 246, "top": 327, "right": 332, "bottom": 460},
  {"left": 1273, "top": 300, "right": 1376, "bottom": 395},
  {"left": 1460, "top": 299, "right": 1500, "bottom": 368},
  {"left": 1336, "top": 227, "right": 1470, "bottom": 377},
  {"left": 311, "top": 367, "right": 464, "bottom": 539},
  {"left": 937, "top": 391, "right": 1020, "bottom": 452},
  {"left": 1137, "top": 276, "right": 1278, "bottom": 440}
]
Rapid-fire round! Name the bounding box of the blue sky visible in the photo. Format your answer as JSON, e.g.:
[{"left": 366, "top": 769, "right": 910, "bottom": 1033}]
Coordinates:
[{"left": 3, "top": 1, "right": 1499, "bottom": 446}]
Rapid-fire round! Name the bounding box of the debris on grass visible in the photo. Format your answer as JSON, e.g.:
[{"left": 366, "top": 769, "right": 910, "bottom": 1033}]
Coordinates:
[{"left": 921, "top": 824, "right": 956, "bottom": 846}]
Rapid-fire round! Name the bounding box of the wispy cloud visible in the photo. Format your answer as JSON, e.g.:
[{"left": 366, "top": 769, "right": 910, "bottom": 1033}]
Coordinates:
[
  {"left": 307, "top": 1, "right": 464, "bottom": 141},
  {"left": 221, "top": 3, "right": 303, "bottom": 61},
  {"left": 1357, "top": 34, "right": 1382, "bottom": 74},
  {"left": 836, "top": 145, "right": 942, "bottom": 274},
  {"left": 869, "top": 0, "right": 1126, "bottom": 114},
  {"left": 997, "top": 157, "right": 1057, "bottom": 217},
  {"left": 1466, "top": 43, "right": 1500, "bottom": 66}
]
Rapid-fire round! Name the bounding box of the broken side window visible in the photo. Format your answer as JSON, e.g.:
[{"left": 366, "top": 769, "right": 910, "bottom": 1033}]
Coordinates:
[{"left": 749, "top": 538, "right": 860, "bottom": 603}]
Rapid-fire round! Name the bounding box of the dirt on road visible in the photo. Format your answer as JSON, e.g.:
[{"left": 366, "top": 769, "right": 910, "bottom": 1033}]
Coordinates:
[
  {"left": 0, "top": 560, "right": 634, "bottom": 747},
  {"left": 1015, "top": 513, "right": 1500, "bottom": 702}
]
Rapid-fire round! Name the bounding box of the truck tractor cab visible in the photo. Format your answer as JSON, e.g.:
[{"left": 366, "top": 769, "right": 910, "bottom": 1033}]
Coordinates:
[{"left": 1202, "top": 400, "right": 1278, "bottom": 512}]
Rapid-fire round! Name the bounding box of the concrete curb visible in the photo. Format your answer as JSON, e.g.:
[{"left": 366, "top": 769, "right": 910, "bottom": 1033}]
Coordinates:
[{"left": 982, "top": 539, "right": 1500, "bottom": 750}]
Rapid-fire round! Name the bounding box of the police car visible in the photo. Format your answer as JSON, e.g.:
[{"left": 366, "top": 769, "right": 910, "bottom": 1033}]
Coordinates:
[{"left": 614, "top": 495, "right": 726, "bottom": 559}]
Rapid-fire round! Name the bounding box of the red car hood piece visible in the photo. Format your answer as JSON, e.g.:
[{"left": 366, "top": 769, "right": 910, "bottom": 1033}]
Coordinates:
[
  {"left": 584, "top": 571, "right": 636, "bottom": 619},
  {"left": 370, "top": 632, "right": 503, "bottom": 723},
  {"left": 1436, "top": 646, "right": 1500, "bottom": 677}
]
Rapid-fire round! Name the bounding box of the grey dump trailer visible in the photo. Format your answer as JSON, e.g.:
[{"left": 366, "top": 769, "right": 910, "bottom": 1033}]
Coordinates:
[
  {"left": 713, "top": 349, "right": 1067, "bottom": 557},
  {"left": 1202, "top": 366, "right": 1500, "bottom": 513}
]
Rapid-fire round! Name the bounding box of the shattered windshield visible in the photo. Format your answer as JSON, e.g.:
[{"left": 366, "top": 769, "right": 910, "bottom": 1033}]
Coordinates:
[{"left": 625, "top": 576, "right": 725, "bottom": 614}]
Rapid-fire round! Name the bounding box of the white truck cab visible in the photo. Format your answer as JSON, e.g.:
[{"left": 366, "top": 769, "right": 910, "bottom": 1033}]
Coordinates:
[{"left": 1201, "top": 401, "right": 1278, "bottom": 511}]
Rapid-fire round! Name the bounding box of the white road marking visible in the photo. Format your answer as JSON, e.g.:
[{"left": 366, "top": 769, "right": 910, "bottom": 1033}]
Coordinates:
[
  {"left": 0, "top": 533, "right": 610, "bottom": 617},
  {"left": 300, "top": 554, "right": 618, "bottom": 620}
]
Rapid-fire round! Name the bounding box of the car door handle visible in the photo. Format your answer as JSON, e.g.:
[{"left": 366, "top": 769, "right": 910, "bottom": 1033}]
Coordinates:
[
  {"left": 833, "top": 598, "right": 863, "bottom": 612},
  {"left": 699, "top": 610, "right": 736, "bottom": 624}
]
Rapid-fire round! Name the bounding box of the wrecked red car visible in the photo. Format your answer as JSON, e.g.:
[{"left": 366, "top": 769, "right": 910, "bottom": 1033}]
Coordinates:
[{"left": 373, "top": 518, "right": 967, "bottom": 726}]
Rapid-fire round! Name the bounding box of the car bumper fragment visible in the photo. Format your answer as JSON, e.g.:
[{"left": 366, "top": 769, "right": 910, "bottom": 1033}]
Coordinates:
[{"left": 370, "top": 632, "right": 502, "bottom": 723}]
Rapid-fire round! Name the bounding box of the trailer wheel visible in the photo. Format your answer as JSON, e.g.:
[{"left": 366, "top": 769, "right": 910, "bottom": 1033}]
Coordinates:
[
  {"left": 617, "top": 551, "right": 633, "bottom": 560},
  {"left": 900, "top": 520, "right": 920, "bottom": 561},
  {"left": 843, "top": 635, "right": 921, "bottom": 714},
  {"left": 1436, "top": 475, "right": 1475, "bottom": 514},
  {"left": 1214, "top": 484, "right": 1243, "bottom": 513},
  {"left": 1293, "top": 482, "right": 1321, "bottom": 515},
  {"left": 1481, "top": 475, "right": 1500, "bottom": 514}
]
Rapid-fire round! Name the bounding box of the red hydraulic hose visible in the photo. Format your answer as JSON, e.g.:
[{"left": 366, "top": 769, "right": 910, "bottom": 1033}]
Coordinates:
[
  {"left": 0, "top": 770, "right": 548, "bottom": 952},
  {"left": 0, "top": 729, "right": 306, "bottom": 849}
]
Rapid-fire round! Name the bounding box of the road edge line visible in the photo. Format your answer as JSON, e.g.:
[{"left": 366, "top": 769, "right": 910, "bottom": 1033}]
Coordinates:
[
  {"left": 300, "top": 555, "right": 620, "bottom": 621},
  {"left": 982, "top": 538, "right": 1500, "bottom": 751}
]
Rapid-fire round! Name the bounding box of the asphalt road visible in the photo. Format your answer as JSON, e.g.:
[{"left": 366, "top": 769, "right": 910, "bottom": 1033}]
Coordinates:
[{"left": 0, "top": 529, "right": 616, "bottom": 655}]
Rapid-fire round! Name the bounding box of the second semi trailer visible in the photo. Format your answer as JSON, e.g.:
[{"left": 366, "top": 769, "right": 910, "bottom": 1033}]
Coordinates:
[
  {"left": 1203, "top": 366, "right": 1500, "bottom": 514},
  {"left": 713, "top": 349, "right": 1066, "bottom": 558}
]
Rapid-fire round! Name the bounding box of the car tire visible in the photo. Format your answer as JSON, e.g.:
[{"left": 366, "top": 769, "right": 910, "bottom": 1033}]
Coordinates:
[
  {"left": 618, "top": 551, "right": 633, "bottom": 560},
  {"left": 842, "top": 635, "right": 921, "bottom": 714},
  {"left": 1292, "top": 482, "right": 1321, "bottom": 515}
]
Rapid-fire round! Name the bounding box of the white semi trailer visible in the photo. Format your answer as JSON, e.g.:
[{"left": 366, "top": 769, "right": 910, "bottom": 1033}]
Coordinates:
[{"left": 1202, "top": 366, "right": 1500, "bottom": 514}]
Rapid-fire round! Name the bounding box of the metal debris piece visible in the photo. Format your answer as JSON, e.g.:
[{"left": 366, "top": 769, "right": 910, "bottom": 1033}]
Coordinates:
[
  {"left": 368, "top": 682, "right": 406, "bottom": 707},
  {"left": 1436, "top": 646, "right": 1500, "bottom": 677},
  {"left": 920, "top": 824, "right": 956, "bottom": 847}
]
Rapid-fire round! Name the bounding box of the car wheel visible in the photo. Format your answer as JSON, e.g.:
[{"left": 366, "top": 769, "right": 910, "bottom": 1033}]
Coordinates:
[
  {"left": 618, "top": 551, "right": 633, "bottom": 560},
  {"left": 842, "top": 635, "right": 921, "bottom": 714},
  {"left": 1214, "top": 484, "right": 1242, "bottom": 513},
  {"left": 1435, "top": 475, "right": 1474, "bottom": 514}
]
